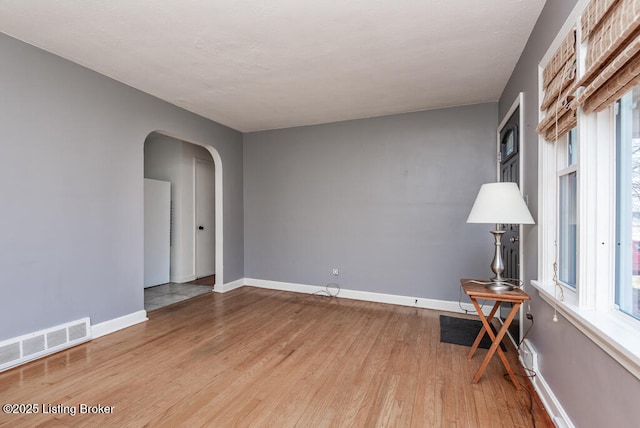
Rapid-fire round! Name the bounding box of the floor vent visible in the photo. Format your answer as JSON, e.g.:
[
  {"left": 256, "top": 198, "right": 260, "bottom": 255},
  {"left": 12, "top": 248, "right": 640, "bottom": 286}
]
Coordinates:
[
  {"left": 519, "top": 339, "right": 539, "bottom": 373},
  {"left": 0, "top": 318, "right": 91, "bottom": 372}
]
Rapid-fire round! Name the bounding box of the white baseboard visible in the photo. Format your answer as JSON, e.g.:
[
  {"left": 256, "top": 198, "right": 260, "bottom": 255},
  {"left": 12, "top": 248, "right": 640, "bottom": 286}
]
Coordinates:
[
  {"left": 245, "top": 278, "right": 318, "bottom": 294},
  {"left": 519, "top": 341, "right": 574, "bottom": 428},
  {"left": 91, "top": 310, "right": 148, "bottom": 339},
  {"left": 242, "top": 278, "right": 482, "bottom": 314},
  {"left": 215, "top": 278, "right": 245, "bottom": 293}
]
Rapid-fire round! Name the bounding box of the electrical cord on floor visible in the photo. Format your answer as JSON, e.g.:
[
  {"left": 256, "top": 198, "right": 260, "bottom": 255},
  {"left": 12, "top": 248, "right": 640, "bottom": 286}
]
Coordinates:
[
  {"left": 292, "top": 282, "right": 340, "bottom": 306},
  {"left": 520, "top": 366, "right": 537, "bottom": 379},
  {"left": 503, "top": 373, "right": 538, "bottom": 428},
  {"left": 312, "top": 282, "right": 340, "bottom": 298}
]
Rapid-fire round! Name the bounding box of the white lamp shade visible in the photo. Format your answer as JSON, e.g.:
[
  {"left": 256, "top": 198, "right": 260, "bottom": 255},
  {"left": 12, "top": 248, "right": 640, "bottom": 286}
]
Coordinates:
[{"left": 466, "top": 182, "right": 535, "bottom": 225}]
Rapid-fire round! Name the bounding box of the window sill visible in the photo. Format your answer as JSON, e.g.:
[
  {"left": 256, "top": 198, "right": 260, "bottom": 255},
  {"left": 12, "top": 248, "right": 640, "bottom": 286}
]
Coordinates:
[{"left": 532, "top": 280, "right": 640, "bottom": 380}]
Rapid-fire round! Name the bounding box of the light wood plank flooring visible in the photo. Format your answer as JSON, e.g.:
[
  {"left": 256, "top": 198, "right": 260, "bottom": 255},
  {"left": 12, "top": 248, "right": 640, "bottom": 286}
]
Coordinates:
[{"left": 0, "top": 287, "right": 552, "bottom": 427}]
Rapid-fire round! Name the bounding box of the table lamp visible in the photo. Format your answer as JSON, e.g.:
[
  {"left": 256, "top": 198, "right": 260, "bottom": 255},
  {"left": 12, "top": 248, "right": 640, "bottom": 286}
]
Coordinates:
[{"left": 466, "top": 182, "right": 535, "bottom": 291}]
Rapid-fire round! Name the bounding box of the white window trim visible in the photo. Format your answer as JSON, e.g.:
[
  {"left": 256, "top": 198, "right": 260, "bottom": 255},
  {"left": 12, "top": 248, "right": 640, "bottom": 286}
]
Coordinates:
[{"left": 534, "top": 0, "right": 640, "bottom": 380}]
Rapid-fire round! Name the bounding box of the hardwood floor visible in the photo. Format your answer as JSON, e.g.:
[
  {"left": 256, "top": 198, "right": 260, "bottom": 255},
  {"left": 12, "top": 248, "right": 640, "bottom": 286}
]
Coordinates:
[
  {"left": 188, "top": 275, "right": 216, "bottom": 287},
  {"left": 0, "top": 287, "right": 552, "bottom": 427}
]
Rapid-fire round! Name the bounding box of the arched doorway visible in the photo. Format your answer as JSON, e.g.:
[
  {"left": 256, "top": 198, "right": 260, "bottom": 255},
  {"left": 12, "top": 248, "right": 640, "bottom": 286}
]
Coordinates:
[{"left": 143, "top": 131, "right": 224, "bottom": 310}]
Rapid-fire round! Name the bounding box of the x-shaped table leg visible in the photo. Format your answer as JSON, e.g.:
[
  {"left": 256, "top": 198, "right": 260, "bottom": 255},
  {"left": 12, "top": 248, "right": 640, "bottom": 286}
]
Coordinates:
[{"left": 467, "top": 297, "right": 521, "bottom": 390}]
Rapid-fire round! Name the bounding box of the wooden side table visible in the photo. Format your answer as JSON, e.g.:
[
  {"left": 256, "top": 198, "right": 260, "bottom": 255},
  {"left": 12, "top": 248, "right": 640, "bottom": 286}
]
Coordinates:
[{"left": 460, "top": 278, "right": 530, "bottom": 390}]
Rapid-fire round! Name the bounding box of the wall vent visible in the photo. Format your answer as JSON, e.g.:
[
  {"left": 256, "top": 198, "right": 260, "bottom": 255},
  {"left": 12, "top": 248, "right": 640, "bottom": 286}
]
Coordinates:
[{"left": 0, "top": 318, "right": 91, "bottom": 373}]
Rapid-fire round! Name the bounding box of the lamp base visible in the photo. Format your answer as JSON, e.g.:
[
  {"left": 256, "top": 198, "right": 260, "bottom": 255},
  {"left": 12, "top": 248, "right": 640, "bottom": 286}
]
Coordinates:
[
  {"left": 484, "top": 280, "right": 515, "bottom": 292},
  {"left": 486, "top": 230, "right": 514, "bottom": 291}
]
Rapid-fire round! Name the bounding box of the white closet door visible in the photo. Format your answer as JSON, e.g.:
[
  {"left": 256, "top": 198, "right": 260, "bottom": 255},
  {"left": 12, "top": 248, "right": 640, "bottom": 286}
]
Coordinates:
[
  {"left": 144, "top": 178, "right": 171, "bottom": 287},
  {"left": 195, "top": 160, "right": 215, "bottom": 278}
]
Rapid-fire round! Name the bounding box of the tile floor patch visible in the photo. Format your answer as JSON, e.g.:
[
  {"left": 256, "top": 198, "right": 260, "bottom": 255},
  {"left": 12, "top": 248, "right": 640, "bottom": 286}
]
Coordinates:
[{"left": 144, "top": 283, "right": 213, "bottom": 311}]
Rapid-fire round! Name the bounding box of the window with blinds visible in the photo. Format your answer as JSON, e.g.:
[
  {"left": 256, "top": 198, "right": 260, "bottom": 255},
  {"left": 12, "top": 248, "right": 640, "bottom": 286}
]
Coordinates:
[
  {"left": 536, "top": 29, "right": 577, "bottom": 141},
  {"left": 575, "top": 0, "right": 640, "bottom": 113},
  {"left": 538, "top": 0, "right": 640, "bottom": 138},
  {"left": 534, "top": 0, "right": 640, "bottom": 380}
]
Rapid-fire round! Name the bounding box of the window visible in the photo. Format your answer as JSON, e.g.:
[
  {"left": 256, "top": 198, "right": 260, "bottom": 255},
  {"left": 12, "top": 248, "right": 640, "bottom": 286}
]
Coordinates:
[
  {"left": 537, "top": 88, "right": 640, "bottom": 380},
  {"left": 615, "top": 84, "right": 640, "bottom": 321},
  {"left": 534, "top": 0, "right": 640, "bottom": 380},
  {"left": 558, "top": 128, "right": 577, "bottom": 288}
]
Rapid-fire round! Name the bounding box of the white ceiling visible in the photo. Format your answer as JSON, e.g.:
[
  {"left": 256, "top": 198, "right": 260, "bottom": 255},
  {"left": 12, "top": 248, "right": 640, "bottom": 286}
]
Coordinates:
[{"left": 0, "top": 0, "right": 545, "bottom": 132}]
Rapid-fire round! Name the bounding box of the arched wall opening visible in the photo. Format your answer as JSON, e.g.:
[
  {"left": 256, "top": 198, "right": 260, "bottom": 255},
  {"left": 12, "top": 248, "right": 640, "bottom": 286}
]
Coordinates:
[{"left": 143, "top": 130, "right": 224, "bottom": 292}]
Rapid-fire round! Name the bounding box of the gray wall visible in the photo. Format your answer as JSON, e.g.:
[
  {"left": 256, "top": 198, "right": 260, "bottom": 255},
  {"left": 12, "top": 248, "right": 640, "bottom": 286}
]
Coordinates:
[
  {"left": 244, "top": 104, "right": 497, "bottom": 301},
  {"left": 499, "top": 1, "right": 640, "bottom": 427},
  {"left": 0, "top": 32, "right": 243, "bottom": 341}
]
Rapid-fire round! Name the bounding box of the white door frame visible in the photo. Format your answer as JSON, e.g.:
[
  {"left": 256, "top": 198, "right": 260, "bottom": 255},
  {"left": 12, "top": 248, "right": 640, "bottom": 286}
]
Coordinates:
[
  {"left": 194, "top": 157, "right": 216, "bottom": 279},
  {"left": 497, "top": 92, "right": 525, "bottom": 340},
  {"left": 497, "top": 92, "right": 525, "bottom": 280}
]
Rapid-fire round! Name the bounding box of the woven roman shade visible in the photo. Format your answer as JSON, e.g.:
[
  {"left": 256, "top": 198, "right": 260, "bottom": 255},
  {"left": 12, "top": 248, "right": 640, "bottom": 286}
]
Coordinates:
[
  {"left": 536, "top": 28, "right": 577, "bottom": 140},
  {"left": 572, "top": 0, "right": 640, "bottom": 113}
]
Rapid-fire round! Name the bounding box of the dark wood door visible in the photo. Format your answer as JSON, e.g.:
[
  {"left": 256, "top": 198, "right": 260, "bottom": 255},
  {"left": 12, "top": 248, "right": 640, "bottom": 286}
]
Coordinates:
[
  {"left": 499, "top": 108, "right": 521, "bottom": 343},
  {"left": 500, "top": 121, "right": 520, "bottom": 281}
]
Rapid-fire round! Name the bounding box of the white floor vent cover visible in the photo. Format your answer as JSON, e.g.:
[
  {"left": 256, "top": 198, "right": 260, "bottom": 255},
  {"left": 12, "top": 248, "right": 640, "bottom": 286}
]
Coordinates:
[
  {"left": 519, "top": 339, "right": 539, "bottom": 373},
  {"left": 0, "top": 318, "right": 91, "bottom": 372}
]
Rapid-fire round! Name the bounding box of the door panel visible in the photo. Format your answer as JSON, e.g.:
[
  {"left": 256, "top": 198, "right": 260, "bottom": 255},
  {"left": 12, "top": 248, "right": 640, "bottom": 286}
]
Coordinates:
[
  {"left": 501, "top": 139, "right": 519, "bottom": 281},
  {"left": 195, "top": 160, "right": 215, "bottom": 278},
  {"left": 499, "top": 108, "right": 521, "bottom": 343}
]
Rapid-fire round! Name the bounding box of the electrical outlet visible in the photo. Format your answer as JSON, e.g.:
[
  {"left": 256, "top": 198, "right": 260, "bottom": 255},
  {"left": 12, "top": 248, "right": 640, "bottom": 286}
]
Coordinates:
[{"left": 332, "top": 268, "right": 339, "bottom": 276}]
